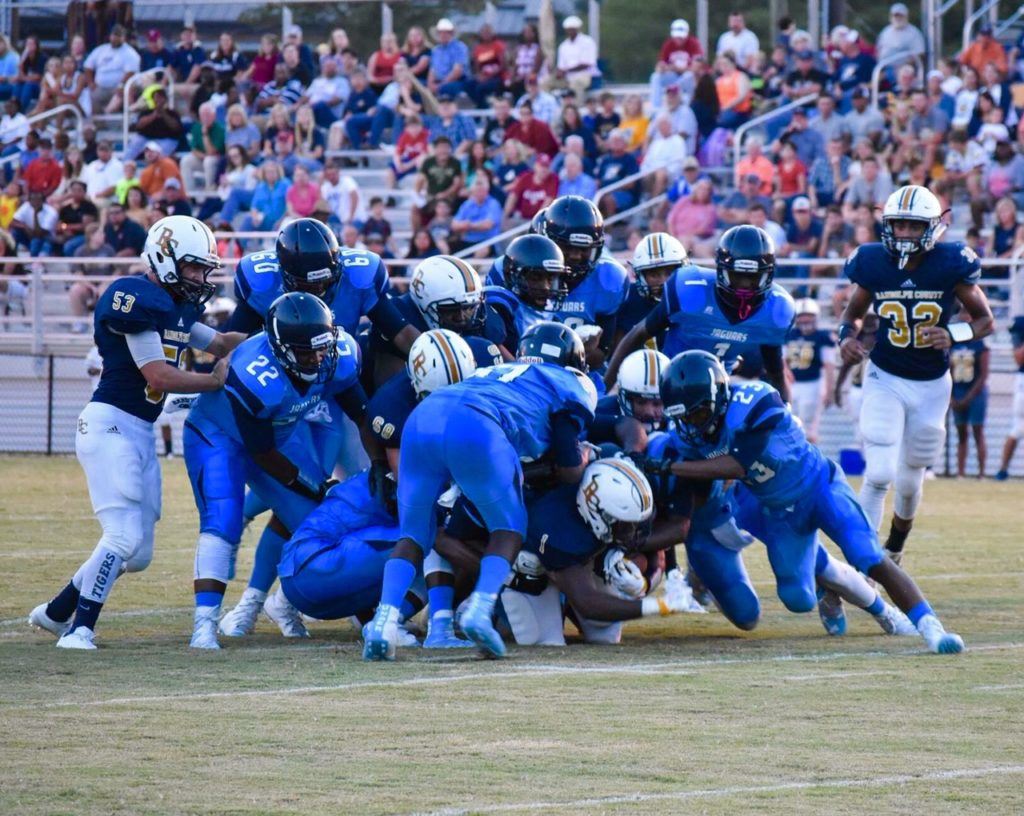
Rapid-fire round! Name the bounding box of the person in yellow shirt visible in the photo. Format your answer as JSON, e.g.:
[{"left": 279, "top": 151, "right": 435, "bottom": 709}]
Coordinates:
[
  {"left": 619, "top": 95, "right": 649, "bottom": 152},
  {"left": 0, "top": 180, "right": 20, "bottom": 228}
]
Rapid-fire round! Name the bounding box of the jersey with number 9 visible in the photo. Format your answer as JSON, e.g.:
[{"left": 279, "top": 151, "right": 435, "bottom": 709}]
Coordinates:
[{"left": 845, "top": 241, "right": 981, "bottom": 381}]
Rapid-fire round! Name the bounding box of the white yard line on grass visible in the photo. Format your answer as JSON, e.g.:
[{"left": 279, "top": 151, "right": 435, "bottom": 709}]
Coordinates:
[
  {"left": 407, "top": 765, "right": 1024, "bottom": 816},
  {"left": 2, "top": 607, "right": 191, "bottom": 628},
  {"left": 974, "top": 682, "right": 1024, "bottom": 691},
  {"left": 15, "top": 641, "right": 1023, "bottom": 711}
]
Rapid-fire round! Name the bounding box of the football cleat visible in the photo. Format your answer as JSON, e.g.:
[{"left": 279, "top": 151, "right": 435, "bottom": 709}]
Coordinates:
[
  {"left": 218, "top": 588, "right": 265, "bottom": 637},
  {"left": 459, "top": 592, "right": 506, "bottom": 658},
  {"left": 29, "top": 603, "right": 72, "bottom": 638},
  {"left": 995, "top": 470, "right": 1009, "bottom": 481},
  {"left": 56, "top": 626, "right": 97, "bottom": 650},
  {"left": 263, "top": 588, "right": 310, "bottom": 639},
  {"left": 817, "top": 588, "right": 847, "bottom": 636},
  {"left": 917, "top": 614, "right": 965, "bottom": 655},
  {"left": 190, "top": 609, "right": 221, "bottom": 650},
  {"left": 873, "top": 603, "right": 918, "bottom": 636},
  {"left": 395, "top": 620, "right": 422, "bottom": 648},
  {"left": 424, "top": 615, "right": 473, "bottom": 649},
  {"left": 362, "top": 603, "right": 399, "bottom": 661}
]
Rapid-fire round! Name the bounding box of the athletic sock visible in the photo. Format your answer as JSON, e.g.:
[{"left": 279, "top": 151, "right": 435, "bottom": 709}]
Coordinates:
[
  {"left": 906, "top": 599, "right": 934, "bottom": 627},
  {"left": 70, "top": 546, "right": 124, "bottom": 632},
  {"left": 885, "top": 521, "right": 911, "bottom": 555},
  {"left": 476, "top": 554, "right": 512, "bottom": 597},
  {"left": 195, "top": 590, "right": 224, "bottom": 609},
  {"left": 46, "top": 581, "right": 81, "bottom": 623},
  {"left": 249, "top": 525, "right": 287, "bottom": 593},
  {"left": 163, "top": 437, "right": 172, "bottom": 456},
  {"left": 379, "top": 558, "right": 417, "bottom": 610},
  {"left": 865, "top": 594, "right": 886, "bottom": 616},
  {"left": 427, "top": 584, "right": 455, "bottom": 622}
]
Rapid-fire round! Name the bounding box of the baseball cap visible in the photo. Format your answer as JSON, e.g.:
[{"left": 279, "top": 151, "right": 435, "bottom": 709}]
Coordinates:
[
  {"left": 890, "top": 2, "right": 909, "bottom": 15},
  {"left": 364, "top": 232, "right": 386, "bottom": 243},
  {"left": 665, "top": 82, "right": 681, "bottom": 94},
  {"left": 670, "top": 18, "right": 690, "bottom": 36},
  {"left": 563, "top": 15, "right": 583, "bottom": 29},
  {"left": 436, "top": 18, "right": 455, "bottom": 32},
  {"left": 851, "top": 85, "right": 869, "bottom": 99},
  {"left": 144, "top": 141, "right": 162, "bottom": 154},
  {"left": 792, "top": 196, "right": 811, "bottom": 211},
  {"left": 147, "top": 29, "right": 161, "bottom": 43},
  {"left": 286, "top": 24, "right": 302, "bottom": 37},
  {"left": 437, "top": 93, "right": 456, "bottom": 103},
  {"left": 535, "top": 153, "right": 552, "bottom": 166},
  {"left": 979, "top": 22, "right": 994, "bottom": 34},
  {"left": 927, "top": 69, "right": 944, "bottom": 81},
  {"left": 682, "top": 156, "right": 700, "bottom": 169},
  {"left": 163, "top": 177, "right": 181, "bottom": 190},
  {"left": 845, "top": 29, "right": 860, "bottom": 43},
  {"left": 744, "top": 173, "right": 761, "bottom": 183},
  {"left": 796, "top": 49, "right": 814, "bottom": 60}
]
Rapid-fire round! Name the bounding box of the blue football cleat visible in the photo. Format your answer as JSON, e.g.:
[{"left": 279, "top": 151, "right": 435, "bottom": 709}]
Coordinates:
[
  {"left": 995, "top": 470, "right": 1009, "bottom": 481},
  {"left": 361, "top": 604, "right": 398, "bottom": 661},
  {"left": 459, "top": 593, "right": 506, "bottom": 658},
  {"left": 817, "top": 588, "right": 847, "bottom": 636},
  {"left": 936, "top": 632, "right": 965, "bottom": 655},
  {"left": 424, "top": 616, "right": 473, "bottom": 649}
]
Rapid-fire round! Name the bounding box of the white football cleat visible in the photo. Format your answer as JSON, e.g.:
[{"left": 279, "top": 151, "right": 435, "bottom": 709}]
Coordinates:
[
  {"left": 917, "top": 614, "right": 965, "bottom": 655},
  {"left": 362, "top": 603, "right": 399, "bottom": 661},
  {"left": 56, "top": 626, "right": 97, "bottom": 650},
  {"left": 263, "top": 588, "right": 310, "bottom": 638},
  {"left": 190, "top": 609, "right": 221, "bottom": 650},
  {"left": 873, "top": 603, "right": 918, "bottom": 636},
  {"left": 29, "top": 603, "right": 71, "bottom": 638},
  {"left": 218, "top": 588, "right": 265, "bottom": 637},
  {"left": 395, "top": 620, "right": 421, "bottom": 648}
]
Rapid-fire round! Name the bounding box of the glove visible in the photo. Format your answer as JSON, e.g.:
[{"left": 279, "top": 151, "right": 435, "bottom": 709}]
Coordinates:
[
  {"left": 664, "top": 567, "right": 707, "bottom": 613},
  {"left": 603, "top": 548, "right": 647, "bottom": 599},
  {"left": 162, "top": 394, "right": 197, "bottom": 414},
  {"left": 627, "top": 452, "right": 672, "bottom": 477},
  {"left": 641, "top": 568, "right": 707, "bottom": 616},
  {"left": 368, "top": 460, "right": 397, "bottom": 516}
]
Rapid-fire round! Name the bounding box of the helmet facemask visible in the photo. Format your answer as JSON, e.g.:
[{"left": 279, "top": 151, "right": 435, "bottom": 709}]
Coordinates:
[
  {"left": 635, "top": 264, "right": 675, "bottom": 302},
  {"left": 271, "top": 323, "right": 339, "bottom": 384},
  {"left": 557, "top": 238, "right": 600, "bottom": 287},
  {"left": 427, "top": 291, "right": 486, "bottom": 334},
  {"left": 881, "top": 215, "right": 945, "bottom": 270},
  {"left": 716, "top": 262, "right": 772, "bottom": 320}
]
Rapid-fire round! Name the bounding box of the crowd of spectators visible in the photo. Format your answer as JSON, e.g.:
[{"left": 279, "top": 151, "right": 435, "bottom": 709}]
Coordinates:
[{"left": 2, "top": 4, "right": 1024, "bottom": 324}]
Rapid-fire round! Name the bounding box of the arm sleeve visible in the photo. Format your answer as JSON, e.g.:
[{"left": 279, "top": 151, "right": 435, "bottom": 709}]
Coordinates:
[
  {"left": 188, "top": 321, "right": 217, "bottom": 351},
  {"left": 228, "top": 391, "right": 277, "bottom": 454},
  {"left": 550, "top": 412, "right": 584, "bottom": 467},
  {"left": 366, "top": 294, "right": 410, "bottom": 342},
  {"left": 595, "top": 311, "right": 618, "bottom": 353},
  {"left": 225, "top": 297, "right": 265, "bottom": 335},
  {"left": 643, "top": 298, "right": 670, "bottom": 336},
  {"left": 125, "top": 330, "right": 167, "bottom": 368},
  {"left": 333, "top": 380, "right": 369, "bottom": 424}
]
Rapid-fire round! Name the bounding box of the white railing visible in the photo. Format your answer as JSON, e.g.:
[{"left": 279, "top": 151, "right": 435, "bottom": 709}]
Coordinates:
[
  {"left": 122, "top": 71, "right": 176, "bottom": 156},
  {"left": 732, "top": 93, "right": 818, "bottom": 170},
  {"left": 870, "top": 50, "right": 925, "bottom": 110},
  {"left": 962, "top": 0, "right": 1002, "bottom": 52},
  {"left": 27, "top": 103, "right": 85, "bottom": 145},
  {"left": 995, "top": 3, "right": 1024, "bottom": 39}
]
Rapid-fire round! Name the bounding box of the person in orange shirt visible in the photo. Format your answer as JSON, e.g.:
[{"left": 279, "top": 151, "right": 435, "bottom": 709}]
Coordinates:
[
  {"left": 138, "top": 142, "right": 183, "bottom": 200},
  {"left": 735, "top": 136, "right": 775, "bottom": 195},
  {"left": 959, "top": 24, "right": 1008, "bottom": 76},
  {"left": 0, "top": 180, "right": 20, "bottom": 228}
]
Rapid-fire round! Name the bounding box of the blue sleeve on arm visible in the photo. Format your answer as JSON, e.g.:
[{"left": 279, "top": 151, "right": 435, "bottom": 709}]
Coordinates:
[
  {"left": 333, "top": 380, "right": 369, "bottom": 423},
  {"left": 367, "top": 294, "right": 410, "bottom": 342},
  {"left": 228, "top": 391, "right": 276, "bottom": 454},
  {"left": 225, "top": 297, "right": 265, "bottom": 335}
]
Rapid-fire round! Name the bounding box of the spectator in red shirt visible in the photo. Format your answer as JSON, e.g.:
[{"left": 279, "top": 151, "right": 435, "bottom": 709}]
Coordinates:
[
  {"left": 774, "top": 140, "right": 807, "bottom": 200},
  {"left": 22, "top": 136, "right": 62, "bottom": 196},
  {"left": 388, "top": 114, "right": 429, "bottom": 186},
  {"left": 503, "top": 152, "right": 558, "bottom": 222},
  {"left": 469, "top": 24, "right": 507, "bottom": 106},
  {"left": 504, "top": 100, "right": 560, "bottom": 158},
  {"left": 652, "top": 19, "right": 703, "bottom": 108}
]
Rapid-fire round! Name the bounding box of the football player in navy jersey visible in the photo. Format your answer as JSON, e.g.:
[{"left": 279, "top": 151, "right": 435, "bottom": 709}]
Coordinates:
[
  {"left": 785, "top": 298, "right": 837, "bottom": 443},
  {"left": 948, "top": 307, "right": 990, "bottom": 478},
  {"left": 363, "top": 322, "right": 598, "bottom": 660},
  {"left": 591, "top": 349, "right": 669, "bottom": 454},
  {"left": 29, "top": 216, "right": 246, "bottom": 649},
  {"left": 838, "top": 185, "right": 994, "bottom": 563},
  {"left": 613, "top": 232, "right": 690, "bottom": 348},
  {"left": 995, "top": 314, "right": 1024, "bottom": 480},
  {"left": 184, "top": 293, "right": 367, "bottom": 649},
  {"left": 604, "top": 225, "right": 795, "bottom": 404},
  {"left": 486, "top": 196, "right": 629, "bottom": 368}
]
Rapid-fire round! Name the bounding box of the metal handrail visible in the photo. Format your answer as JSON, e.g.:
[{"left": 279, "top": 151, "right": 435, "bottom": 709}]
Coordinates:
[
  {"left": 454, "top": 166, "right": 660, "bottom": 259},
  {"left": 732, "top": 93, "right": 818, "bottom": 169},
  {"left": 870, "top": 50, "right": 925, "bottom": 110},
  {"left": 604, "top": 193, "right": 667, "bottom": 228},
  {"left": 122, "top": 71, "right": 176, "bottom": 156},
  {"left": 962, "top": 0, "right": 1001, "bottom": 52},
  {"left": 25, "top": 103, "right": 85, "bottom": 145},
  {"left": 995, "top": 3, "right": 1024, "bottom": 39}
]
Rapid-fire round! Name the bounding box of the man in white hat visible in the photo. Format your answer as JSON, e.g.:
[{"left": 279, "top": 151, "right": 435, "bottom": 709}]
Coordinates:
[
  {"left": 428, "top": 18, "right": 471, "bottom": 98},
  {"left": 555, "top": 15, "right": 598, "bottom": 99},
  {"left": 650, "top": 19, "right": 703, "bottom": 109},
  {"left": 876, "top": 3, "right": 926, "bottom": 63}
]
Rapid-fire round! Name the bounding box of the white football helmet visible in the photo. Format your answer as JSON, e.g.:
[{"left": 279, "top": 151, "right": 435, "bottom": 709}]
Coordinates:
[
  {"left": 881, "top": 185, "right": 946, "bottom": 269},
  {"left": 630, "top": 233, "right": 688, "bottom": 300},
  {"left": 617, "top": 348, "right": 669, "bottom": 426},
  {"left": 793, "top": 298, "right": 820, "bottom": 317},
  {"left": 143, "top": 215, "right": 220, "bottom": 305},
  {"left": 576, "top": 457, "right": 655, "bottom": 546},
  {"left": 409, "top": 255, "right": 484, "bottom": 332},
  {"left": 407, "top": 329, "right": 477, "bottom": 398},
  {"left": 567, "top": 366, "right": 599, "bottom": 414}
]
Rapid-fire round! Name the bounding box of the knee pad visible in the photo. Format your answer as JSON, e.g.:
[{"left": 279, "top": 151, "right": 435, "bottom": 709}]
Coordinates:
[
  {"left": 904, "top": 424, "right": 945, "bottom": 468},
  {"left": 578, "top": 618, "right": 623, "bottom": 644},
  {"left": 423, "top": 550, "right": 453, "bottom": 579},
  {"left": 96, "top": 506, "right": 144, "bottom": 562},
  {"left": 777, "top": 580, "right": 817, "bottom": 614},
  {"left": 862, "top": 442, "right": 899, "bottom": 488},
  {"left": 893, "top": 463, "right": 926, "bottom": 520},
  {"left": 194, "top": 532, "right": 239, "bottom": 583}
]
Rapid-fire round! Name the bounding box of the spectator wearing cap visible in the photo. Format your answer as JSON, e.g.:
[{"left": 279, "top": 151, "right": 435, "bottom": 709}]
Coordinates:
[
  {"left": 138, "top": 142, "right": 183, "bottom": 199},
  {"left": 926, "top": 69, "right": 956, "bottom": 120},
  {"left": 842, "top": 155, "right": 894, "bottom": 220},
  {"left": 831, "top": 29, "right": 875, "bottom": 101},
  {"left": 468, "top": 24, "right": 508, "bottom": 107},
  {"left": 558, "top": 152, "right": 598, "bottom": 200},
  {"left": 180, "top": 102, "right": 225, "bottom": 192},
  {"left": 720, "top": 173, "right": 773, "bottom": 225},
  {"left": 124, "top": 87, "right": 184, "bottom": 161},
  {"left": 774, "top": 106, "right": 824, "bottom": 168},
  {"left": 255, "top": 62, "right": 306, "bottom": 115},
  {"left": 283, "top": 24, "right": 317, "bottom": 80},
  {"left": 103, "top": 201, "right": 148, "bottom": 257},
  {"left": 170, "top": 25, "right": 206, "bottom": 85},
  {"left": 876, "top": 3, "right": 926, "bottom": 63},
  {"left": 140, "top": 29, "right": 174, "bottom": 73},
  {"left": 388, "top": 114, "right": 429, "bottom": 186},
  {"left": 303, "top": 55, "right": 351, "bottom": 128},
  {"left": 428, "top": 18, "right": 471, "bottom": 98},
  {"left": 595, "top": 129, "right": 641, "bottom": 216},
  {"left": 424, "top": 94, "right": 477, "bottom": 157},
  {"left": 516, "top": 74, "right": 560, "bottom": 125},
  {"left": 782, "top": 196, "right": 822, "bottom": 263},
  {"left": 321, "top": 160, "right": 366, "bottom": 229},
  {"left": 80, "top": 140, "right": 123, "bottom": 203},
  {"left": 843, "top": 86, "right": 886, "bottom": 143},
  {"left": 483, "top": 94, "right": 517, "bottom": 156},
  {"left": 22, "top": 136, "right": 61, "bottom": 196},
  {"left": 716, "top": 12, "right": 760, "bottom": 72},
  {"left": 83, "top": 24, "right": 140, "bottom": 114},
  {"left": 666, "top": 155, "right": 708, "bottom": 207},
  {"left": 412, "top": 136, "right": 463, "bottom": 230},
  {"left": 783, "top": 49, "right": 829, "bottom": 102},
  {"left": 153, "top": 177, "right": 193, "bottom": 218},
  {"left": 808, "top": 137, "right": 851, "bottom": 208},
  {"left": 641, "top": 115, "right": 687, "bottom": 196},
  {"left": 505, "top": 101, "right": 559, "bottom": 159},
  {"left": 961, "top": 22, "right": 1008, "bottom": 75},
  {"left": 452, "top": 174, "right": 503, "bottom": 252},
  {"left": 504, "top": 152, "right": 558, "bottom": 222},
  {"left": 658, "top": 82, "right": 699, "bottom": 156},
  {"left": 667, "top": 178, "right": 718, "bottom": 254},
  {"left": 54, "top": 180, "right": 99, "bottom": 256},
  {"left": 651, "top": 19, "right": 704, "bottom": 109},
  {"left": 714, "top": 54, "right": 753, "bottom": 129},
  {"left": 555, "top": 16, "right": 599, "bottom": 99}
]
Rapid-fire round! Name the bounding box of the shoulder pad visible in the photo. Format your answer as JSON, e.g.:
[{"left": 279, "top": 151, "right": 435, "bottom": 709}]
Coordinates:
[
  {"left": 99, "top": 276, "right": 174, "bottom": 334},
  {"left": 226, "top": 342, "right": 287, "bottom": 417},
  {"left": 483, "top": 284, "right": 519, "bottom": 312},
  {"left": 939, "top": 241, "right": 982, "bottom": 283},
  {"left": 237, "top": 252, "right": 283, "bottom": 298},
  {"left": 764, "top": 285, "right": 796, "bottom": 330},
  {"left": 342, "top": 250, "right": 388, "bottom": 291},
  {"left": 595, "top": 257, "right": 629, "bottom": 291},
  {"left": 843, "top": 242, "right": 885, "bottom": 285},
  {"left": 726, "top": 382, "right": 784, "bottom": 432},
  {"left": 595, "top": 394, "right": 620, "bottom": 416},
  {"left": 485, "top": 256, "right": 506, "bottom": 287},
  {"left": 332, "top": 329, "right": 362, "bottom": 384},
  {"left": 667, "top": 265, "right": 714, "bottom": 315}
]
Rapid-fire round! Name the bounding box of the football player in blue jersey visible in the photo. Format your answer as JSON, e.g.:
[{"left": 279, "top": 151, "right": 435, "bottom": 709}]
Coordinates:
[
  {"left": 838, "top": 185, "right": 994, "bottom": 563},
  {"left": 948, "top": 306, "right": 990, "bottom": 478},
  {"left": 614, "top": 232, "right": 690, "bottom": 348},
  {"left": 646, "top": 350, "right": 965, "bottom": 654},
  {"left": 29, "top": 216, "right": 246, "bottom": 649},
  {"left": 785, "top": 298, "right": 837, "bottom": 443},
  {"left": 363, "top": 322, "right": 598, "bottom": 659},
  {"left": 605, "top": 225, "right": 795, "bottom": 404},
  {"left": 487, "top": 196, "right": 630, "bottom": 367},
  {"left": 365, "top": 254, "right": 513, "bottom": 387},
  {"left": 484, "top": 233, "right": 568, "bottom": 343},
  {"left": 995, "top": 314, "right": 1024, "bottom": 479},
  {"left": 184, "top": 292, "right": 367, "bottom": 649}
]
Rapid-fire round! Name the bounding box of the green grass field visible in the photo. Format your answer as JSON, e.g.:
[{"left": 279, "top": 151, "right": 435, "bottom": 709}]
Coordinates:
[{"left": 2, "top": 454, "right": 1023, "bottom": 816}]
